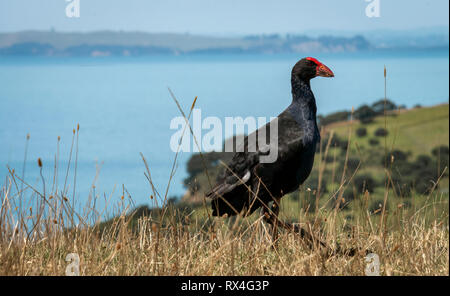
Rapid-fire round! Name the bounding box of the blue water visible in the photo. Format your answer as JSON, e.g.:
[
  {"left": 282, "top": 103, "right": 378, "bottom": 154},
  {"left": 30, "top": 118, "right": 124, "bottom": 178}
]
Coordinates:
[{"left": 0, "top": 51, "right": 448, "bottom": 210}]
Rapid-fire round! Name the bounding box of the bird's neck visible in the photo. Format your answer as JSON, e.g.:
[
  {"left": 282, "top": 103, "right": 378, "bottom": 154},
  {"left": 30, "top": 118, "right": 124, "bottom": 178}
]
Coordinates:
[
  {"left": 290, "top": 76, "right": 317, "bottom": 116},
  {"left": 288, "top": 76, "right": 320, "bottom": 144}
]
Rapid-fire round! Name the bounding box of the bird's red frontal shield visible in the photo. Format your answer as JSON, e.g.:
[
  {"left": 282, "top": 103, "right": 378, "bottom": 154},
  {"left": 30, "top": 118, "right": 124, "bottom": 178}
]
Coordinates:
[{"left": 306, "top": 57, "right": 334, "bottom": 77}]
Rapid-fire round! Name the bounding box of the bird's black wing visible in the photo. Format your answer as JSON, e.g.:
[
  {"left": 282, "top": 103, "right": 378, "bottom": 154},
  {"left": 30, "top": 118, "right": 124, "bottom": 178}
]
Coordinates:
[
  {"left": 204, "top": 134, "right": 258, "bottom": 198},
  {"left": 206, "top": 110, "right": 306, "bottom": 215}
]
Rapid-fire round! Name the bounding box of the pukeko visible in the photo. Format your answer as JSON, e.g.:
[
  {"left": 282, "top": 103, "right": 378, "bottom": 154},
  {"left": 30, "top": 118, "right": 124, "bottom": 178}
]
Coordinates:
[{"left": 206, "top": 57, "right": 335, "bottom": 250}]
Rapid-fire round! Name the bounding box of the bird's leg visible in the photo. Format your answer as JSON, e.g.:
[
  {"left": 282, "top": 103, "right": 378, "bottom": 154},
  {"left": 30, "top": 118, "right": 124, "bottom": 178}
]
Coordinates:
[
  {"left": 262, "top": 201, "right": 331, "bottom": 254},
  {"left": 261, "top": 199, "right": 278, "bottom": 248},
  {"left": 268, "top": 197, "right": 281, "bottom": 245}
]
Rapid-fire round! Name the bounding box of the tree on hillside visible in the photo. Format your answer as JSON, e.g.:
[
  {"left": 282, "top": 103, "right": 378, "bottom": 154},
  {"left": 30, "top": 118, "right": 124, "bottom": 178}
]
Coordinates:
[
  {"left": 374, "top": 127, "right": 389, "bottom": 137},
  {"left": 432, "top": 145, "right": 449, "bottom": 176},
  {"left": 317, "top": 111, "right": 350, "bottom": 127},
  {"left": 369, "top": 138, "right": 379, "bottom": 146},
  {"left": 372, "top": 99, "right": 397, "bottom": 114},
  {"left": 354, "top": 105, "right": 377, "bottom": 124},
  {"left": 356, "top": 127, "right": 367, "bottom": 137}
]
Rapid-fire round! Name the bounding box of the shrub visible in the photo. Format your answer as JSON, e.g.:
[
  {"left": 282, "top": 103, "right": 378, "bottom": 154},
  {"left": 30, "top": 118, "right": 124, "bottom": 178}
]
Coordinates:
[
  {"left": 356, "top": 127, "right": 367, "bottom": 137},
  {"left": 341, "top": 187, "right": 355, "bottom": 203},
  {"left": 369, "top": 138, "right": 379, "bottom": 146},
  {"left": 323, "top": 155, "right": 334, "bottom": 163},
  {"left": 394, "top": 161, "right": 415, "bottom": 176},
  {"left": 397, "top": 183, "right": 413, "bottom": 198},
  {"left": 340, "top": 174, "right": 375, "bottom": 209},
  {"left": 186, "top": 151, "right": 226, "bottom": 176},
  {"left": 371, "top": 99, "right": 397, "bottom": 114},
  {"left": 337, "top": 139, "right": 349, "bottom": 151},
  {"left": 167, "top": 197, "right": 178, "bottom": 205},
  {"left": 374, "top": 127, "right": 388, "bottom": 137},
  {"left": 353, "top": 174, "right": 377, "bottom": 194},
  {"left": 354, "top": 105, "right": 377, "bottom": 124},
  {"left": 391, "top": 150, "right": 409, "bottom": 162},
  {"left": 414, "top": 179, "right": 435, "bottom": 195},
  {"left": 431, "top": 145, "right": 449, "bottom": 158},
  {"left": 415, "top": 155, "right": 433, "bottom": 168},
  {"left": 432, "top": 145, "right": 449, "bottom": 175},
  {"left": 381, "top": 149, "right": 409, "bottom": 166},
  {"left": 342, "top": 157, "right": 360, "bottom": 172},
  {"left": 318, "top": 135, "right": 348, "bottom": 152},
  {"left": 412, "top": 165, "right": 438, "bottom": 195},
  {"left": 391, "top": 175, "right": 413, "bottom": 198},
  {"left": 401, "top": 200, "right": 412, "bottom": 209},
  {"left": 184, "top": 150, "right": 235, "bottom": 191},
  {"left": 366, "top": 149, "right": 384, "bottom": 164},
  {"left": 318, "top": 111, "right": 351, "bottom": 127},
  {"left": 336, "top": 158, "right": 360, "bottom": 180}
]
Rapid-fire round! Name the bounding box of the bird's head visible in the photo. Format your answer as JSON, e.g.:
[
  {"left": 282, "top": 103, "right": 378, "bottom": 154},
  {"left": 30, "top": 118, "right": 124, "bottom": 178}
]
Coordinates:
[{"left": 292, "top": 57, "right": 334, "bottom": 81}]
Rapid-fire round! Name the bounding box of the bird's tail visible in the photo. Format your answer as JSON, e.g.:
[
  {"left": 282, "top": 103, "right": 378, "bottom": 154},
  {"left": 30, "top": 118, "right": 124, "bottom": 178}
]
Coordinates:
[{"left": 206, "top": 185, "right": 250, "bottom": 217}]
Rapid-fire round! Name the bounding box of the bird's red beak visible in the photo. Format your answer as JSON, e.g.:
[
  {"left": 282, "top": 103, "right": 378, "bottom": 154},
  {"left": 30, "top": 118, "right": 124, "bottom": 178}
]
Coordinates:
[{"left": 316, "top": 63, "right": 334, "bottom": 77}]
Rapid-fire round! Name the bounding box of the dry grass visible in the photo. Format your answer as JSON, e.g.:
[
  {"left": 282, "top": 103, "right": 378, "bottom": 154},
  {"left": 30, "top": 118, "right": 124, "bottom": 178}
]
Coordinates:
[
  {"left": 0, "top": 88, "right": 448, "bottom": 276},
  {"left": 0, "top": 189, "right": 448, "bottom": 275},
  {"left": 0, "top": 124, "right": 448, "bottom": 276}
]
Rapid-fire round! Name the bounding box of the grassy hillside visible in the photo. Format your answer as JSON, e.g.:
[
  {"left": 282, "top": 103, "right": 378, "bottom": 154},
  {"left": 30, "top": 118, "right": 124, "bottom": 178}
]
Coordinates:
[
  {"left": 182, "top": 103, "right": 449, "bottom": 204},
  {"left": 177, "top": 103, "right": 449, "bottom": 240},
  {"left": 326, "top": 104, "right": 449, "bottom": 157}
]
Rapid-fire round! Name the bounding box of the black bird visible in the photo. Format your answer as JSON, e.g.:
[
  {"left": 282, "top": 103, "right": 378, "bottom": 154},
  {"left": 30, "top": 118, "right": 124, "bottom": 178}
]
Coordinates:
[{"left": 206, "top": 57, "right": 334, "bottom": 245}]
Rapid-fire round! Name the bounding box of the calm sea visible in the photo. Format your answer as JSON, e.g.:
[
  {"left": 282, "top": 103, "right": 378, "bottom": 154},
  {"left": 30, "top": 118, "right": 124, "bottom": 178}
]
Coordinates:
[{"left": 0, "top": 51, "right": 448, "bottom": 209}]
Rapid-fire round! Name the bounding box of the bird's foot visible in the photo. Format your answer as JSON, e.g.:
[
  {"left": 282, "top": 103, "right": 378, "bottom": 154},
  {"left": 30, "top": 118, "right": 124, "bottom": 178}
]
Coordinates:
[{"left": 263, "top": 211, "right": 276, "bottom": 225}]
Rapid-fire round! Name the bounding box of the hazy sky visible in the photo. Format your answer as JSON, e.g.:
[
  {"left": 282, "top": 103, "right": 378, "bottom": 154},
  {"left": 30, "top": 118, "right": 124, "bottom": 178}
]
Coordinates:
[{"left": 0, "top": 0, "right": 448, "bottom": 34}]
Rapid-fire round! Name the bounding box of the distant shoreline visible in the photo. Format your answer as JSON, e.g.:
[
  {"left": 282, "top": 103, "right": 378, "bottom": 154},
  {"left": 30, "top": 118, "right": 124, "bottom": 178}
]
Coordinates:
[
  {"left": 1, "top": 30, "right": 448, "bottom": 57},
  {"left": 0, "top": 47, "right": 448, "bottom": 59}
]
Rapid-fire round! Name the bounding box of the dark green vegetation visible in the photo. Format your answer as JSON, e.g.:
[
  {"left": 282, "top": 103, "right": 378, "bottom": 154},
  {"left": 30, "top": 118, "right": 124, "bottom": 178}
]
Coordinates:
[{"left": 318, "top": 99, "right": 399, "bottom": 127}]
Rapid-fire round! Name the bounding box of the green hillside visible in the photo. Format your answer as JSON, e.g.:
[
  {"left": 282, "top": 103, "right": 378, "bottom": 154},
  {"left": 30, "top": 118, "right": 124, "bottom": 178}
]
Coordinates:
[
  {"left": 327, "top": 104, "right": 449, "bottom": 157},
  {"left": 178, "top": 103, "right": 449, "bottom": 223}
]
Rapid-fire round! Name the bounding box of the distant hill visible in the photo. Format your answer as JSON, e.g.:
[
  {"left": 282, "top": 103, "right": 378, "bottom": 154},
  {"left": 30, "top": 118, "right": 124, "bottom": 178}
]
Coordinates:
[
  {"left": 305, "top": 26, "right": 449, "bottom": 49},
  {"left": 0, "top": 30, "right": 372, "bottom": 56}
]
